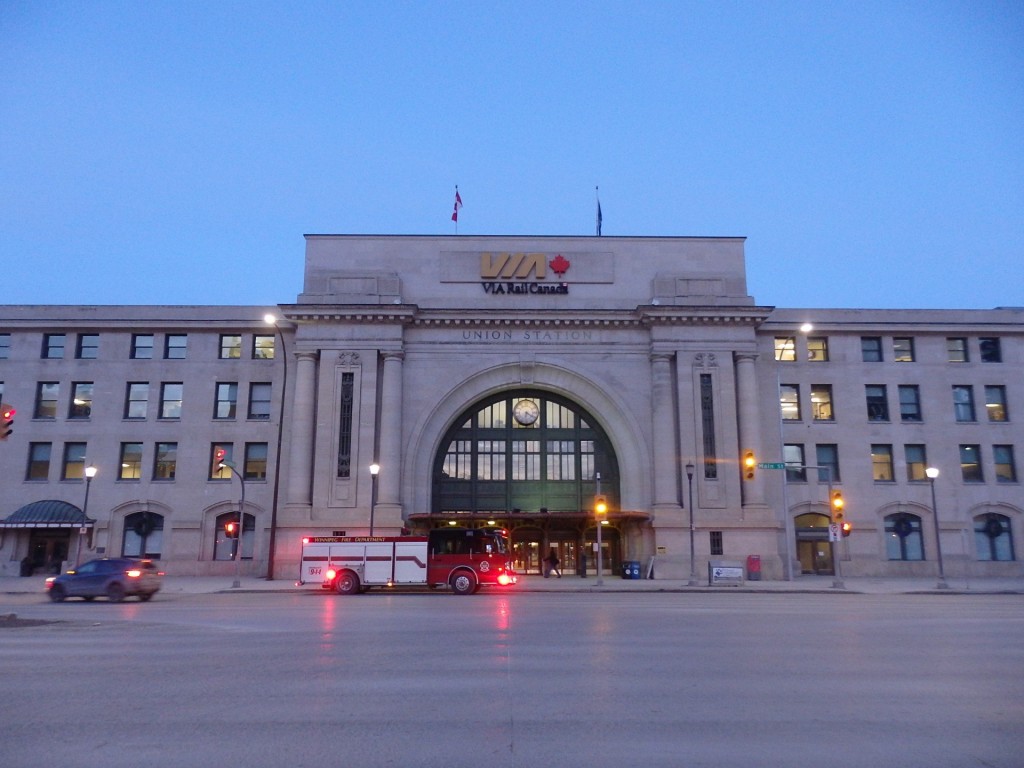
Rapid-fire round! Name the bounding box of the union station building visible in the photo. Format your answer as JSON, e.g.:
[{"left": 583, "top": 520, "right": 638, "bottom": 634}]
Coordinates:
[{"left": 0, "top": 235, "right": 1021, "bottom": 581}]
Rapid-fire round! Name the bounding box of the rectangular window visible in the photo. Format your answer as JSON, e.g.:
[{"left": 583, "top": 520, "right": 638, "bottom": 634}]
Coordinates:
[
  {"left": 953, "top": 385, "right": 976, "bottom": 422},
  {"left": 35, "top": 382, "right": 59, "bottom": 419},
  {"left": 784, "top": 444, "right": 806, "bottom": 482},
  {"left": 119, "top": 442, "right": 143, "bottom": 480},
  {"left": 709, "top": 531, "right": 724, "bottom": 556},
  {"left": 774, "top": 337, "right": 797, "bottom": 361},
  {"left": 27, "top": 442, "right": 51, "bottom": 481},
  {"left": 980, "top": 337, "right": 1002, "bottom": 363},
  {"left": 893, "top": 337, "right": 915, "bottom": 362},
  {"left": 42, "top": 333, "right": 65, "bottom": 359},
  {"left": 546, "top": 440, "right": 577, "bottom": 480},
  {"left": 700, "top": 374, "right": 717, "bottom": 479},
  {"left": 477, "top": 440, "right": 507, "bottom": 481},
  {"left": 69, "top": 382, "right": 94, "bottom": 419},
  {"left": 215, "top": 382, "right": 238, "bottom": 419},
  {"left": 248, "top": 382, "right": 272, "bottom": 420},
  {"left": 947, "top": 337, "right": 968, "bottom": 363},
  {"left": 125, "top": 382, "right": 149, "bottom": 419},
  {"left": 75, "top": 333, "right": 99, "bottom": 359},
  {"left": 210, "top": 443, "right": 233, "bottom": 480},
  {"left": 244, "top": 442, "right": 268, "bottom": 480},
  {"left": 806, "top": 337, "right": 829, "bottom": 362},
  {"left": 861, "top": 337, "right": 882, "bottom": 362},
  {"left": 62, "top": 442, "right": 87, "bottom": 480},
  {"left": 253, "top": 335, "right": 275, "bottom": 359},
  {"left": 164, "top": 334, "right": 187, "bottom": 359},
  {"left": 131, "top": 334, "right": 154, "bottom": 359},
  {"left": 960, "top": 444, "right": 983, "bottom": 483},
  {"left": 160, "top": 383, "right": 183, "bottom": 419},
  {"left": 994, "top": 445, "right": 1016, "bottom": 483},
  {"left": 511, "top": 440, "right": 540, "bottom": 480},
  {"left": 810, "top": 384, "right": 834, "bottom": 421},
  {"left": 905, "top": 444, "right": 928, "bottom": 482},
  {"left": 219, "top": 334, "right": 242, "bottom": 359},
  {"left": 898, "top": 385, "right": 922, "bottom": 422},
  {"left": 985, "top": 385, "right": 1008, "bottom": 422},
  {"left": 0, "top": 333, "right": 10, "bottom": 359},
  {"left": 815, "top": 444, "right": 839, "bottom": 483},
  {"left": 442, "top": 439, "right": 472, "bottom": 480},
  {"left": 779, "top": 384, "right": 800, "bottom": 421},
  {"left": 154, "top": 442, "right": 178, "bottom": 480},
  {"left": 337, "top": 372, "right": 354, "bottom": 478},
  {"left": 866, "top": 385, "right": 889, "bottom": 421},
  {"left": 871, "top": 444, "right": 895, "bottom": 482}
]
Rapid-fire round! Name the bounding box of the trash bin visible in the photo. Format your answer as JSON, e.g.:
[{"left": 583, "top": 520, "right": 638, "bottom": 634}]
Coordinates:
[
  {"left": 746, "top": 554, "right": 761, "bottom": 581},
  {"left": 621, "top": 561, "right": 641, "bottom": 579}
]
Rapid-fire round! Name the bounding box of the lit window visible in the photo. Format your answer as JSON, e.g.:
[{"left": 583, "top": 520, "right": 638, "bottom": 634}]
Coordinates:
[
  {"left": 219, "top": 335, "right": 242, "bottom": 359},
  {"left": 985, "top": 386, "right": 1008, "bottom": 422},
  {"left": 905, "top": 445, "right": 928, "bottom": 482},
  {"left": 806, "top": 337, "right": 828, "bottom": 362},
  {"left": 994, "top": 445, "right": 1016, "bottom": 483},
  {"left": 893, "top": 337, "right": 915, "bottom": 362},
  {"left": 69, "top": 382, "right": 94, "bottom": 419},
  {"left": 779, "top": 384, "right": 800, "bottom": 421},
  {"left": 810, "top": 384, "right": 833, "bottom": 421},
  {"left": 119, "top": 443, "right": 143, "bottom": 480},
  {"left": 27, "top": 443, "right": 51, "bottom": 481},
  {"left": 253, "top": 335, "right": 275, "bottom": 359},
  {"left": 774, "top": 337, "right": 797, "bottom": 362},
  {"left": 871, "top": 444, "right": 894, "bottom": 482}
]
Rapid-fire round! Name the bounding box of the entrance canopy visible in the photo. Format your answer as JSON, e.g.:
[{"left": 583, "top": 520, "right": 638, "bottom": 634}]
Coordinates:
[{"left": 0, "top": 500, "right": 95, "bottom": 529}]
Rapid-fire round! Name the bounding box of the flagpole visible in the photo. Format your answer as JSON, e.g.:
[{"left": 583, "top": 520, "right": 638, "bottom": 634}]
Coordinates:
[{"left": 595, "top": 185, "right": 602, "bottom": 237}]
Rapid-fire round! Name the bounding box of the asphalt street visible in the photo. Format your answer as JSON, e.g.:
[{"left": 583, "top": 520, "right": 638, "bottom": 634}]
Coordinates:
[{"left": 1, "top": 589, "right": 1021, "bottom": 768}]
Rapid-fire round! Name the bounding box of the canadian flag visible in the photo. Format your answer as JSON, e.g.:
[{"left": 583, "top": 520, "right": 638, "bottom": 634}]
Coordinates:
[{"left": 451, "top": 189, "right": 463, "bottom": 222}]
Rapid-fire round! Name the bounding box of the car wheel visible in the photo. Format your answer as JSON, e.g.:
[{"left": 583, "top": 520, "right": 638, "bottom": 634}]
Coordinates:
[
  {"left": 48, "top": 585, "right": 66, "bottom": 603},
  {"left": 106, "top": 583, "right": 126, "bottom": 602},
  {"left": 450, "top": 571, "right": 476, "bottom": 595},
  {"left": 139, "top": 592, "right": 154, "bottom": 602},
  {"left": 83, "top": 596, "right": 96, "bottom": 602}
]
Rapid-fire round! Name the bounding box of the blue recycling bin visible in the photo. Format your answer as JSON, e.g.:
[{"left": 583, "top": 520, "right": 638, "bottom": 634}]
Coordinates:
[{"left": 621, "top": 561, "right": 641, "bottom": 579}]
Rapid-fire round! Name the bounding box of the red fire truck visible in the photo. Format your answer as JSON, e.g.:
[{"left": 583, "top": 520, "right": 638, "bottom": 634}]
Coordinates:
[{"left": 298, "top": 527, "right": 518, "bottom": 595}]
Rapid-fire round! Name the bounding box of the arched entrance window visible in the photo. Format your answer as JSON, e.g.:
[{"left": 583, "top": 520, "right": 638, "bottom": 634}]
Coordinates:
[
  {"left": 885, "top": 513, "right": 924, "bottom": 561},
  {"left": 214, "top": 512, "right": 255, "bottom": 561},
  {"left": 433, "top": 390, "right": 620, "bottom": 515},
  {"left": 122, "top": 511, "right": 164, "bottom": 558},
  {"left": 974, "top": 513, "right": 1015, "bottom": 561}
]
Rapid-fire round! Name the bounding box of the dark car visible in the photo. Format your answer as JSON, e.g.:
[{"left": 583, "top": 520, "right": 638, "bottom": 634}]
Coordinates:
[{"left": 45, "top": 558, "right": 163, "bottom": 602}]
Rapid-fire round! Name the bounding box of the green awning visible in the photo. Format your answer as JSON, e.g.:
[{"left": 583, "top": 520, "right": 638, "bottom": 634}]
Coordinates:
[{"left": 0, "top": 500, "right": 95, "bottom": 529}]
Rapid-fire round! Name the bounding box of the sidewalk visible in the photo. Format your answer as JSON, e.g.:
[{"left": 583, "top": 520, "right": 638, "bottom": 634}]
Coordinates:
[{"left": 4, "top": 573, "right": 1023, "bottom": 596}]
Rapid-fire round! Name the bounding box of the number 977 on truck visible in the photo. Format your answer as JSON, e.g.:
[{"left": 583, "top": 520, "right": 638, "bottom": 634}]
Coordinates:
[{"left": 298, "top": 528, "right": 518, "bottom": 595}]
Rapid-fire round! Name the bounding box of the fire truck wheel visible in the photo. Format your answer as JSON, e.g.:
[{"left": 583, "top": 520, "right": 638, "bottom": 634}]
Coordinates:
[
  {"left": 335, "top": 571, "right": 360, "bottom": 595},
  {"left": 450, "top": 571, "right": 476, "bottom": 595}
]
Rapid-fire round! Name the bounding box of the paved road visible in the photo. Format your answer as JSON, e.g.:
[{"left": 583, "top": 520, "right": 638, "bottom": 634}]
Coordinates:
[{"left": 2, "top": 591, "right": 1021, "bottom": 768}]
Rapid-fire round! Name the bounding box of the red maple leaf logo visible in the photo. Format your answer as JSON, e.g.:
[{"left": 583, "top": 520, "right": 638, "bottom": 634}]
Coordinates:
[{"left": 550, "top": 254, "right": 570, "bottom": 276}]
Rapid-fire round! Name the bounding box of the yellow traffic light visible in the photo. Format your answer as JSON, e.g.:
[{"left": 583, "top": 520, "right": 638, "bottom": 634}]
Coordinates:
[
  {"left": 594, "top": 495, "right": 608, "bottom": 515},
  {"left": 743, "top": 451, "right": 756, "bottom": 480},
  {"left": 831, "top": 490, "right": 845, "bottom": 523}
]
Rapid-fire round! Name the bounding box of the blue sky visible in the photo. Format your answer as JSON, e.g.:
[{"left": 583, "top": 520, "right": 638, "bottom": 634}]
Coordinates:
[{"left": 2, "top": 1, "right": 1021, "bottom": 309}]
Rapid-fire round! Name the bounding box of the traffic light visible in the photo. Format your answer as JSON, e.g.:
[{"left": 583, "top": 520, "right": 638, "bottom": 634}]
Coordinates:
[
  {"left": 841, "top": 521, "right": 853, "bottom": 538},
  {"left": 214, "top": 447, "right": 227, "bottom": 466},
  {"left": 830, "top": 490, "right": 845, "bottom": 524},
  {"left": 594, "top": 495, "right": 608, "bottom": 515},
  {"left": 0, "top": 403, "right": 14, "bottom": 441},
  {"left": 743, "top": 451, "right": 756, "bottom": 480},
  {"left": 224, "top": 521, "right": 238, "bottom": 538}
]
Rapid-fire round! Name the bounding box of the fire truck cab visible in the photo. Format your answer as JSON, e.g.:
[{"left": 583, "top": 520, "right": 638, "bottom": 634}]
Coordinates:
[{"left": 299, "top": 527, "right": 517, "bottom": 595}]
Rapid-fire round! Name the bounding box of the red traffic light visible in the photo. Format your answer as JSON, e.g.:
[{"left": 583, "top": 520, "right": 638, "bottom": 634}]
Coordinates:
[
  {"left": 841, "top": 521, "right": 853, "bottom": 538},
  {"left": 0, "top": 402, "right": 14, "bottom": 441},
  {"left": 224, "top": 521, "right": 238, "bottom": 538}
]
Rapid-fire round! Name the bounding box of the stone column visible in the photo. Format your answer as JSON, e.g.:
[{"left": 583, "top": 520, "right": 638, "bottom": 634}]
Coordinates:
[
  {"left": 376, "top": 351, "right": 404, "bottom": 522},
  {"left": 650, "top": 352, "right": 681, "bottom": 515},
  {"left": 286, "top": 351, "right": 319, "bottom": 506},
  {"left": 734, "top": 352, "right": 766, "bottom": 506}
]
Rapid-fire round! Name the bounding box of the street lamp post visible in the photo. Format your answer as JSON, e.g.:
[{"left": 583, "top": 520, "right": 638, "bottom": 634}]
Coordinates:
[
  {"left": 221, "top": 461, "right": 246, "bottom": 589},
  {"left": 263, "top": 313, "right": 288, "bottom": 580},
  {"left": 76, "top": 465, "right": 97, "bottom": 567},
  {"left": 686, "top": 462, "right": 697, "bottom": 586},
  {"left": 369, "top": 463, "right": 380, "bottom": 535},
  {"left": 595, "top": 472, "right": 604, "bottom": 586},
  {"left": 925, "top": 467, "right": 950, "bottom": 589}
]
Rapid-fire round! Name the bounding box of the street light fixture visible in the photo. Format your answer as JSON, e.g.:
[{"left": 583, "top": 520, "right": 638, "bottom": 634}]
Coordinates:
[
  {"left": 686, "top": 462, "right": 697, "bottom": 586},
  {"left": 925, "top": 467, "right": 950, "bottom": 589},
  {"left": 76, "top": 465, "right": 97, "bottom": 567},
  {"left": 263, "top": 313, "right": 288, "bottom": 580},
  {"left": 369, "top": 462, "right": 380, "bottom": 535}
]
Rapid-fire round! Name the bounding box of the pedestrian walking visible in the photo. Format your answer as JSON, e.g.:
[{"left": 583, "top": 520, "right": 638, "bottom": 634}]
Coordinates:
[{"left": 544, "top": 548, "right": 561, "bottom": 578}]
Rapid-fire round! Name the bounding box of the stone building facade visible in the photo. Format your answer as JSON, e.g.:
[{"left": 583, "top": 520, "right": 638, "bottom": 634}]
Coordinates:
[{"left": 0, "top": 235, "right": 1020, "bottom": 580}]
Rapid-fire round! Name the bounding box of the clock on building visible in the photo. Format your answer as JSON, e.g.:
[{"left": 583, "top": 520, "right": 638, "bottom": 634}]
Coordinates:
[{"left": 512, "top": 399, "right": 540, "bottom": 425}]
